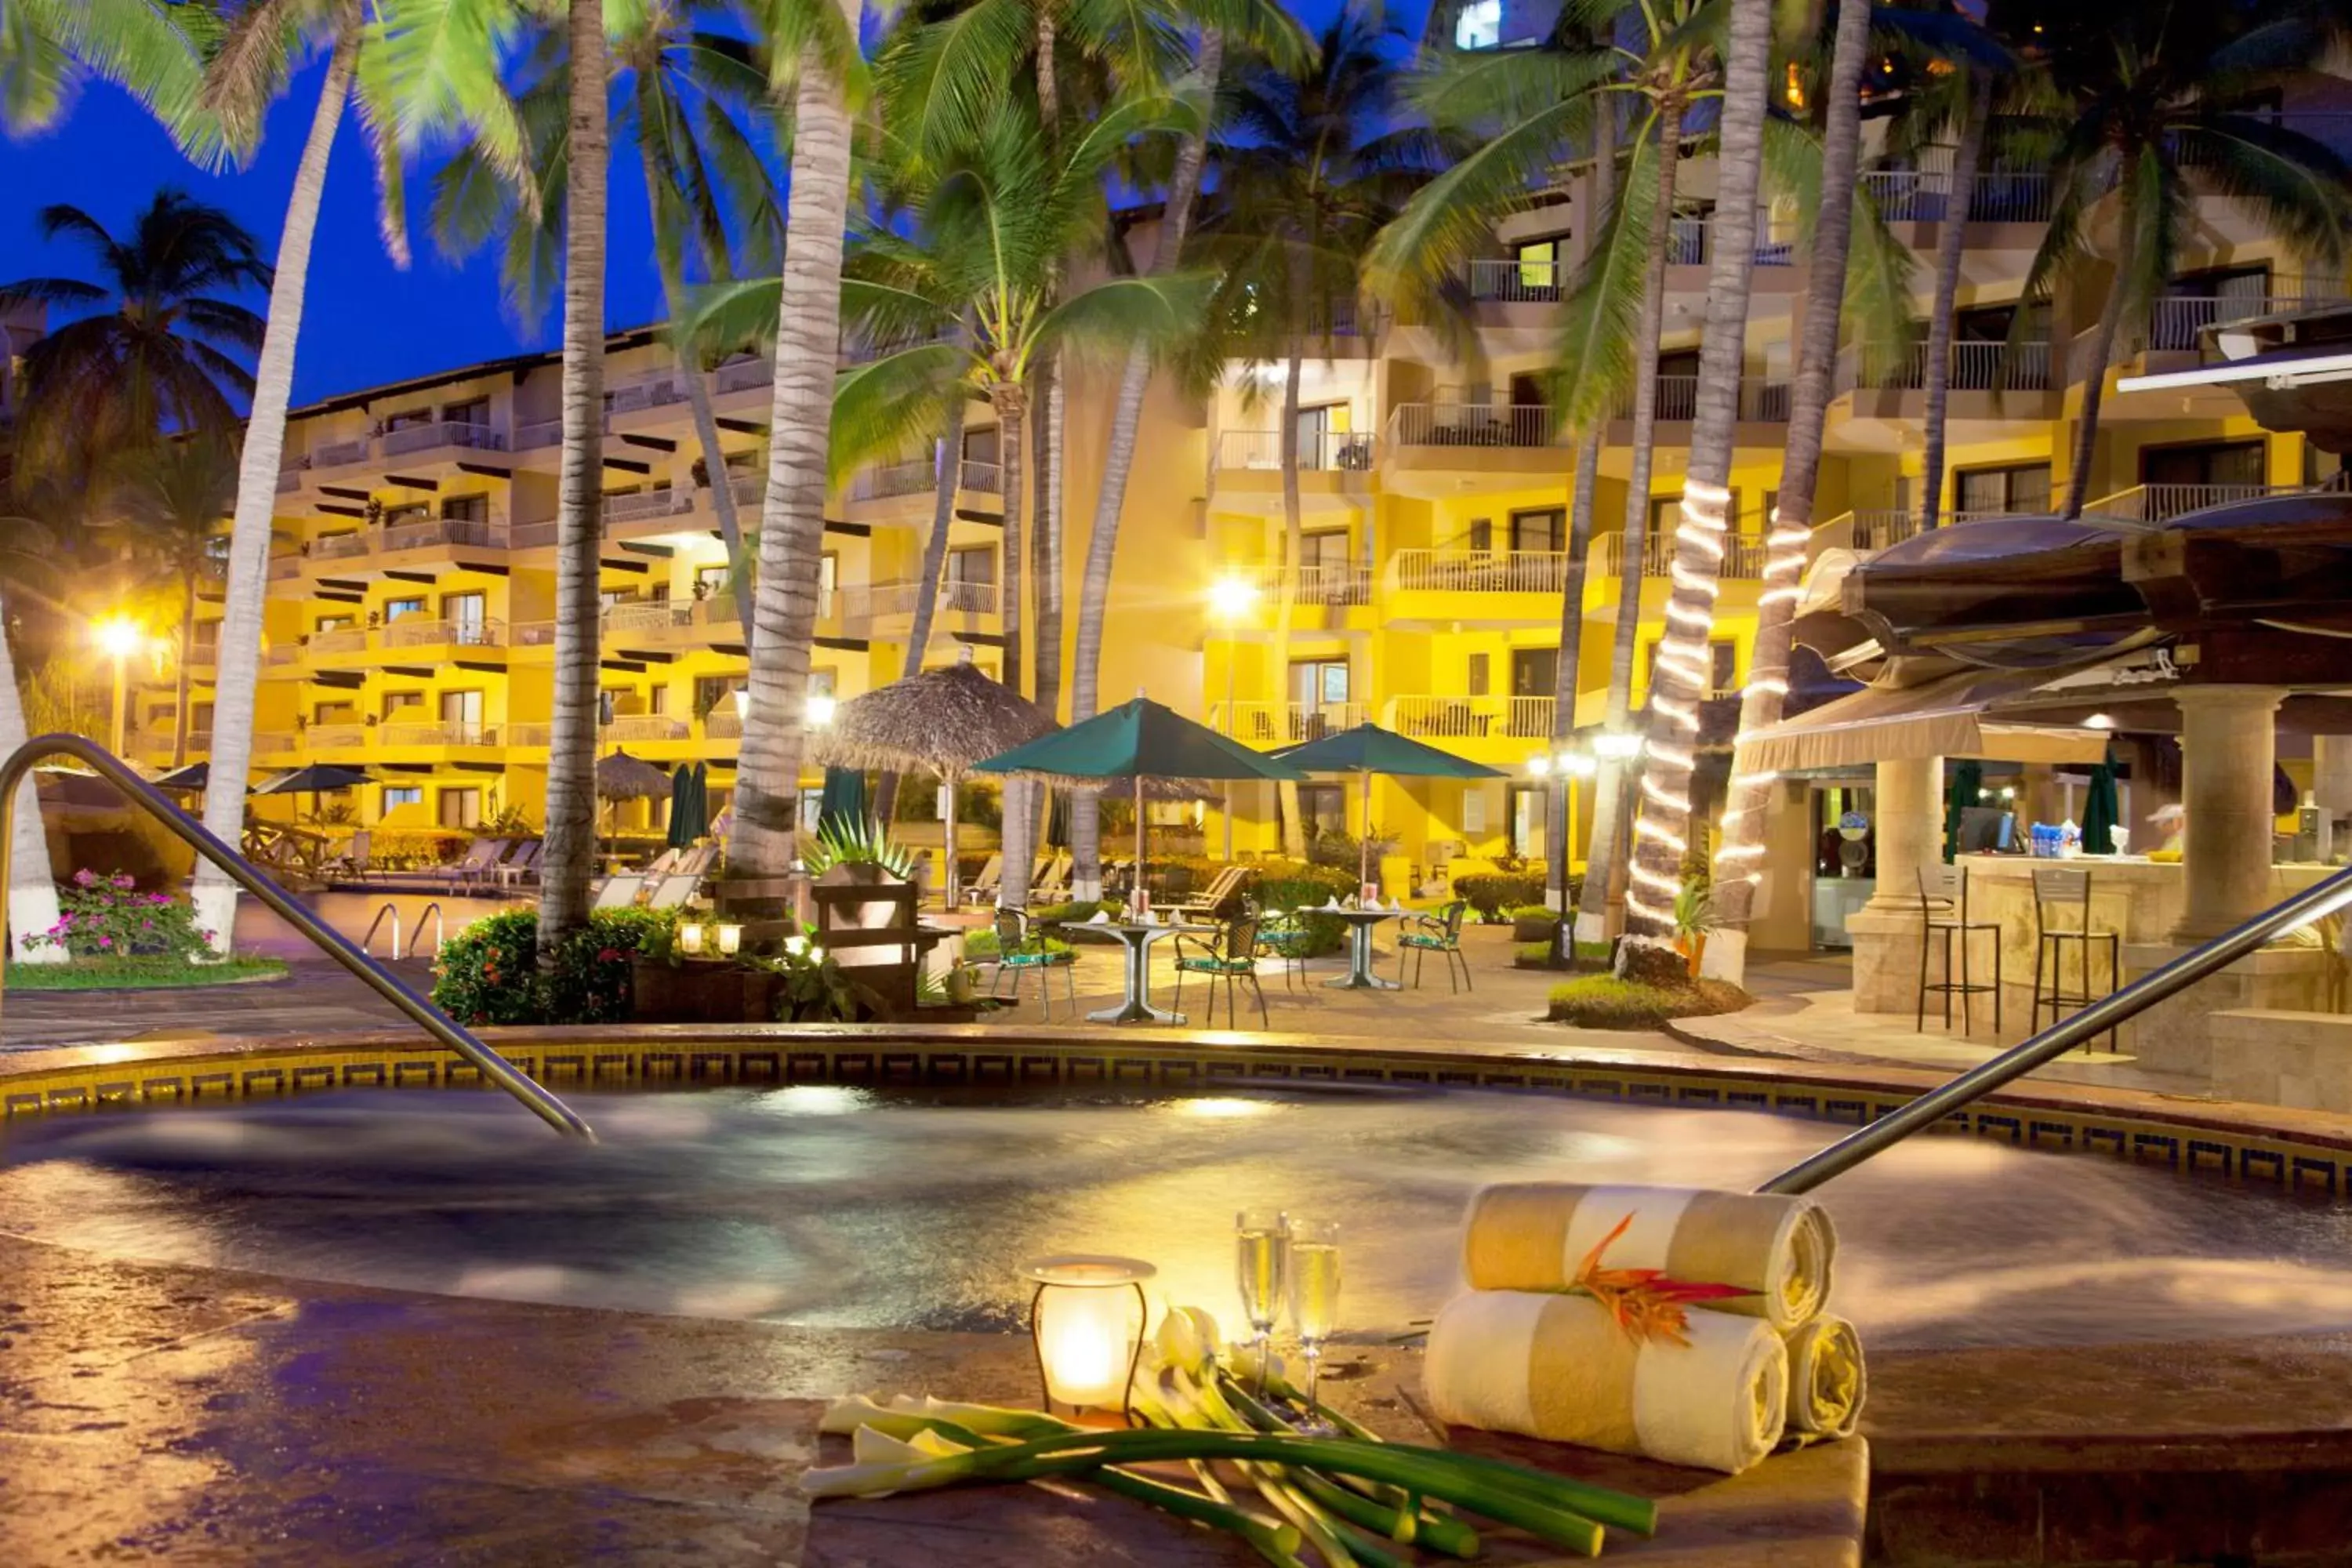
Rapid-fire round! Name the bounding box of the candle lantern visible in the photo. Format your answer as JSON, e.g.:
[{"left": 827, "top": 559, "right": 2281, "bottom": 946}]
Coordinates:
[
  {"left": 1018, "top": 1255, "right": 1155, "bottom": 1418},
  {"left": 678, "top": 921, "right": 706, "bottom": 956},
  {"left": 717, "top": 923, "right": 743, "bottom": 956}
]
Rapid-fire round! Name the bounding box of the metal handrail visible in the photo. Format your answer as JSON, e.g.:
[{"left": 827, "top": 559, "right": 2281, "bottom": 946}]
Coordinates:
[
  {"left": 0, "top": 735, "right": 593, "bottom": 1141},
  {"left": 412, "top": 901, "right": 446, "bottom": 960},
  {"left": 361, "top": 900, "right": 402, "bottom": 960},
  {"left": 1760, "top": 862, "right": 2352, "bottom": 1194}
]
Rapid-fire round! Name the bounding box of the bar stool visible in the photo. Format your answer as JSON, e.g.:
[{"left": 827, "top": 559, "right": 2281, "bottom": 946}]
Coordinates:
[
  {"left": 1917, "top": 864, "right": 2001, "bottom": 1034},
  {"left": 2031, "top": 866, "right": 2121, "bottom": 1051}
]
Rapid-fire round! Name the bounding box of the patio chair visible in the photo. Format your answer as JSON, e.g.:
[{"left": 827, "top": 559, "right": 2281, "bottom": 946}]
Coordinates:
[
  {"left": 495, "top": 839, "right": 543, "bottom": 890},
  {"left": 318, "top": 829, "right": 371, "bottom": 881},
  {"left": 1175, "top": 864, "right": 1255, "bottom": 924},
  {"left": 590, "top": 873, "right": 644, "bottom": 911},
  {"left": 986, "top": 907, "right": 1076, "bottom": 1018},
  {"left": 1255, "top": 908, "right": 1315, "bottom": 992},
  {"left": 452, "top": 837, "right": 510, "bottom": 891},
  {"left": 1174, "top": 912, "right": 1269, "bottom": 1028},
  {"left": 1399, "top": 900, "right": 1472, "bottom": 993}
]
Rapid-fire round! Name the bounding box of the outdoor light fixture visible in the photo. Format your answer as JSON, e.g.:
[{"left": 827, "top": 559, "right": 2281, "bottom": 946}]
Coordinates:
[
  {"left": 1592, "top": 731, "right": 1642, "bottom": 760},
  {"left": 2085, "top": 713, "right": 2114, "bottom": 730},
  {"left": 717, "top": 923, "right": 743, "bottom": 956},
  {"left": 1020, "top": 1255, "right": 1155, "bottom": 1417},
  {"left": 678, "top": 921, "right": 706, "bottom": 956},
  {"left": 1527, "top": 754, "right": 1551, "bottom": 778},
  {"left": 805, "top": 693, "right": 837, "bottom": 728},
  {"left": 1208, "top": 574, "right": 1260, "bottom": 622},
  {"left": 93, "top": 616, "right": 145, "bottom": 659},
  {"left": 1555, "top": 750, "right": 1598, "bottom": 778},
  {"left": 734, "top": 688, "right": 751, "bottom": 719}
]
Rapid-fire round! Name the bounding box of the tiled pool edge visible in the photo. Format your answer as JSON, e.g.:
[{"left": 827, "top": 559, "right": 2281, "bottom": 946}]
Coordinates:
[{"left": 5, "top": 1022, "right": 2351, "bottom": 1196}]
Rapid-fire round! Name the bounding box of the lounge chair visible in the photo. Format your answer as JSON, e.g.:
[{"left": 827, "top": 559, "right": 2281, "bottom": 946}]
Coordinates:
[
  {"left": 1175, "top": 864, "right": 1254, "bottom": 924},
  {"left": 644, "top": 873, "right": 702, "bottom": 910},
  {"left": 1030, "top": 851, "right": 1073, "bottom": 903},
  {"left": 590, "top": 873, "right": 645, "bottom": 911},
  {"left": 495, "top": 839, "right": 543, "bottom": 889},
  {"left": 963, "top": 852, "right": 1004, "bottom": 909},
  {"left": 640, "top": 848, "right": 682, "bottom": 878},
  {"left": 451, "top": 837, "right": 510, "bottom": 891},
  {"left": 318, "top": 829, "right": 371, "bottom": 881}
]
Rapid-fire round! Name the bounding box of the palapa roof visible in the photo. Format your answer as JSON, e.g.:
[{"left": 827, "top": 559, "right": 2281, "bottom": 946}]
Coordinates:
[
  {"left": 810, "top": 661, "right": 1059, "bottom": 775},
  {"left": 596, "top": 750, "right": 672, "bottom": 800}
]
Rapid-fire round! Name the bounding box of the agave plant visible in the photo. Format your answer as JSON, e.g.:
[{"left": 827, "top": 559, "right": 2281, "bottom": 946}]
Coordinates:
[{"left": 802, "top": 816, "right": 919, "bottom": 880}]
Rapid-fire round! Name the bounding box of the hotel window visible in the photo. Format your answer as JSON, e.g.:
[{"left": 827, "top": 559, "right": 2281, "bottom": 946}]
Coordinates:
[
  {"left": 441, "top": 592, "right": 487, "bottom": 641},
  {"left": 695, "top": 563, "right": 731, "bottom": 593},
  {"left": 314, "top": 700, "right": 356, "bottom": 724},
  {"left": 810, "top": 667, "right": 837, "bottom": 698},
  {"left": 1649, "top": 490, "right": 1739, "bottom": 540},
  {"left": 947, "top": 545, "right": 996, "bottom": 584},
  {"left": 383, "top": 501, "right": 430, "bottom": 527},
  {"left": 648, "top": 685, "right": 670, "bottom": 716},
  {"left": 695, "top": 676, "right": 742, "bottom": 716},
  {"left": 443, "top": 396, "right": 488, "bottom": 427},
  {"left": 962, "top": 425, "right": 1000, "bottom": 465},
  {"left": 1299, "top": 528, "right": 1349, "bottom": 569},
  {"left": 1296, "top": 784, "right": 1348, "bottom": 837},
  {"left": 1466, "top": 652, "right": 1490, "bottom": 697},
  {"left": 1466, "top": 517, "right": 1494, "bottom": 553},
  {"left": 1454, "top": 0, "right": 1501, "bottom": 49},
  {"left": 441, "top": 493, "right": 488, "bottom": 523},
  {"left": 1642, "top": 638, "right": 1739, "bottom": 695},
  {"left": 192, "top": 701, "right": 213, "bottom": 735},
  {"left": 383, "top": 408, "right": 430, "bottom": 431},
  {"left": 1510, "top": 507, "right": 1563, "bottom": 554},
  {"left": 438, "top": 787, "right": 483, "bottom": 829},
  {"left": 384, "top": 597, "right": 425, "bottom": 621},
  {"left": 315, "top": 614, "right": 353, "bottom": 633},
  {"left": 439, "top": 690, "right": 483, "bottom": 732},
  {"left": 1955, "top": 463, "right": 2051, "bottom": 517},
  {"left": 382, "top": 786, "right": 423, "bottom": 811},
  {"left": 1514, "top": 236, "right": 1564, "bottom": 293},
  {"left": 382, "top": 691, "right": 424, "bottom": 720},
  {"left": 2140, "top": 438, "right": 2265, "bottom": 490}
]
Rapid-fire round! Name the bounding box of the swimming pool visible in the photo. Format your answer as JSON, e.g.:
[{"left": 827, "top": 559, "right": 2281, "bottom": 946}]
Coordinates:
[{"left": 4, "top": 1079, "right": 2347, "bottom": 1350}]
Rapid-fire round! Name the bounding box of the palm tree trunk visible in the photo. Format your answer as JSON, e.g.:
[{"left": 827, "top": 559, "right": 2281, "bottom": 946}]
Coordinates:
[
  {"left": 641, "top": 129, "right": 755, "bottom": 651},
  {"left": 1273, "top": 339, "right": 1306, "bottom": 862},
  {"left": 1069, "top": 29, "right": 1221, "bottom": 900},
  {"left": 1704, "top": 0, "right": 1873, "bottom": 985},
  {"left": 194, "top": 2, "right": 358, "bottom": 956},
  {"left": 1918, "top": 70, "right": 1991, "bottom": 534},
  {"left": 171, "top": 579, "right": 195, "bottom": 768},
  {"left": 0, "top": 591, "right": 63, "bottom": 963},
  {"left": 874, "top": 397, "right": 967, "bottom": 826},
  {"left": 539, "top": 0, "right": 610, "bottom": 953},
  {"left": 2062, "top": 269, "right": 2129, "bottom": 519},
  {"left": 1548, "top": 100, "right": 1620, "bottom": 922},
  {"left": 727, "top": 15, "right": 861, "bottom": 880},
  {"left": 996, "top": 386, "right": 1033, "bottom": 910},
  {"left": 1624, "top": 0, "right": 1773, "bottom": 951},
  {"left": 1574, "top": 94, "right": 1682, "bottom": 946},
  {"left": 1031, "top": 361, "right": 1062, "bottom": 721}
]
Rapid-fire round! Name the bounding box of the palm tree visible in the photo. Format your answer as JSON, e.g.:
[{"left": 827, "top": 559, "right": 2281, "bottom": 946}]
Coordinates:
[
  {"left": 101, "top": 435, "right": 238, "bottom": 768},
  {"left": 0, "top": 454, "right": 72, "bottom": 963},
  {"left": 722, "top": 0, "right": 867, "bottom": 888},
  {"left": 0, "top": 192, "right": 270, "bottom": 481},
  {"left": 1703, "top": 0, "right": 1878, "bottom": 984},
  {"left": 2009, "top": 2, "right": 2352, "bottom": 517},
  {"left": 0, "top": 0, "right": 212, "bottom": 143},
  {"left": 430, "top": 2, "right": 786, "bottom": 649},
  {"left": 187, "top": 0, "right": 519, "bottom": 953},
  {"left": 1198, "top": 9, "right": 1440, "bottom": 861},
  {"left": 1622, "top": 0, "right": 1773, "bottom": 950}
]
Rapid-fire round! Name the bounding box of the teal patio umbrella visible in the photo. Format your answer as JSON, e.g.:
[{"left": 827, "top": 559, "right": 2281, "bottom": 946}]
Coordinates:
[
  {"left": 817, "top": 765, "right": 869, "bottom": 837},
  {"left": 975, "top": 695, "right": 1305, "bottom": 879},
  {"left": 1944, "top": 759, "right": 1984, "bottom": 862},
  {"left": 2080, "top": 753, "right": 2120, "bottom": 855},
  {"left": 1274, "top": 723, "right": 1504, "bottom": 893},
  {"left": 666, "top": 761, "right": 710, "bottom": 848}
]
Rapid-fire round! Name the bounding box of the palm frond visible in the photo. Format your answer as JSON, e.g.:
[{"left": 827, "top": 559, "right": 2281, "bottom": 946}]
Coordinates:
[{"left": 1548, "top": 127, "right": 1657, "bottom": 431}]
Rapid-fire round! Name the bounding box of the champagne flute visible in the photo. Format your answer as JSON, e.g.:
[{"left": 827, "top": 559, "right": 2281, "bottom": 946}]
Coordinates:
[
  {"left": 1286, "top": 1218, "right": 1342, "bottom": 1434},
  {"left": 1234, "top": 1209, "right": 1290, "bottom": 1396}
]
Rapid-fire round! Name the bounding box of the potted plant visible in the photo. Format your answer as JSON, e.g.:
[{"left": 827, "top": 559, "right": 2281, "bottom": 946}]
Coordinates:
[
  {"left": 1508, "top": 903, "right": 1563, "bottom": 944},
  {"left": 1673, "top": 880, "right": 1718, "bottom": 979}
]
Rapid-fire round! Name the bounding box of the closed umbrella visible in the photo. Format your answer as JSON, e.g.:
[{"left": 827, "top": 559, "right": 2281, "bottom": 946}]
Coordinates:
[
  {"left": 1273, "top": 723, "right": 1504, "bottom": 894},
  {"left": 666, "top": 764, "right": 696, "bottom": 849},
  {"left": 684, "top": 762, "right": 711, "bottom": 840},
  {"left": 975, "top": 695, "right": 1304, "bottom": 891},
  {"left": 818, "top": 766, "right": 869, "bottom": 837},
  {"left": 2081, "top": 753, "right": 2121, "bottom": 855},
  {"left": 1944, "top": 759, "right": 1984, "bottom": 862}
]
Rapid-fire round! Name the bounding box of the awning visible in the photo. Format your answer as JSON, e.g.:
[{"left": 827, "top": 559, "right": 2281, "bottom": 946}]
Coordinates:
[{"left": 1733, "top": 666, "right": 2112, "bottom": 774}]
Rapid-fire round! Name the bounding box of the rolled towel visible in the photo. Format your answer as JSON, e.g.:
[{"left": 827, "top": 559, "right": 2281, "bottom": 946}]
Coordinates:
[
  {"left": 1780, "top": 1315, "right": 1866, "bottom": 1441},
  {"left": 1425, "top": 1291, "right": 1788, "bottom": 1474},
  {"left": 1463, "top": 1183, "right": 1835, "bottom": 1330}
]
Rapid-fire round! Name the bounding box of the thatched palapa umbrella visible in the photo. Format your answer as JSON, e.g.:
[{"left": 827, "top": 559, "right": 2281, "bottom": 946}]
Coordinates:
[{"left": 811, "top": 659, "right": 1058, "bottom": 907}]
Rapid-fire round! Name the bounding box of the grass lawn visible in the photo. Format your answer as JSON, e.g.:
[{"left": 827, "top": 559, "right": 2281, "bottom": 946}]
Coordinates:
[
  {"left": 5, "top": 956, "right": 291, "bottom": 991},
  {"left": 1546, "top": 974, "right": 1749, "bottom": 1029}
]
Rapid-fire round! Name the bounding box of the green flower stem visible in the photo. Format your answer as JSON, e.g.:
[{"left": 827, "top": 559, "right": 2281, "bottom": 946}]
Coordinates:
[{"left": 1290, "top": 1468, "right": 1482, "bottom": 1560}]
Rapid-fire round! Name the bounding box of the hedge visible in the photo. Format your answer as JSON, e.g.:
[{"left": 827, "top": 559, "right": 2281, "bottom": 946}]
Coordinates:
[
  {"left": 433, "top": 906, "right": 677, "bottom": 1026},
  {"left": 1454, "top": 873, "right": 1547, "bottom": 919},
  {"left": 1545, "top": 975, "right": 1748, "bottom": 1029}
]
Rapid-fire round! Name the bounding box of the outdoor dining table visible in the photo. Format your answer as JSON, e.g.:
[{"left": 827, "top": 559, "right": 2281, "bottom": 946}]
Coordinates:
[
  {"left": 1082, "top": 917, "right": 1218, "bottom": 1025},
  {"left": 1323, "top": 906, "right": 1404, "bottom": 990}
]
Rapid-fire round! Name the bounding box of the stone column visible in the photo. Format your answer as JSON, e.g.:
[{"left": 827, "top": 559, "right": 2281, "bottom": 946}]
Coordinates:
[
  {"left": 2314, "top": 735, "right": 2352, "bottom": 815},
  {"left": 1863, "top": 753, "right": 1945, "bottom": 913},
  {"left": 2168, "top": 686, "right": 2287, "bottom": 944}
]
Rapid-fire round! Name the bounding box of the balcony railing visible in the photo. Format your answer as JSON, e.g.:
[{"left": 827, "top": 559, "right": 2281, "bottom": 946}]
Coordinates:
[
  {"left": 1591, "top": 531, "right": 1769, "bottom": 581},
  {"left": 1612, "top": 376, "right": 1791, "bottom": 422},
  {"left": 605, "top": 598, "right": 684, "bottom": 634},
  {"left": 276, "top": 463, "right": 304, "bottom": 494},
  {"left": 713, "top": 357, "right": 772, "bottom": 394},
  {"left": 1255, "top": 562, "right": 1374, "bottom": 608},
  {"left": 265, "top": 643, "right": 304, "bottom": 666},
  {"left": 703, "top": 709, "right": 743, "bottom": 740},
  {"left": 2080, "top": 483, "right": 2313, "bottom": 523},
  {"left": 1388, "top": 402, "right": 1564, "bottom": 449},
  {"left": 1665, "top": 212, "right": 1795, "bottom": 268},
  {"left": 252, "top": 731, "right": 298, "bottom": 757},
  {"left": 2147, "top": 279, "right": 2349, "bottom": 350},
  {"left": 606, "top": 371, "right": 689, "bottom": 415},
  {"left": 1859, "top": 166, "right": 2053, "bottom": 225},
  {"left": 1465, "top": 258, "right": 1564, "bottom": 303},
  {"left": 851, "top": 456, "right": 939, "bottom": 502},
  {"left": 1385, "top": 695, "right": 1556, "bottom": 741},
  {"left": 1215, "top": 430, "right": 1377, "bottom": 471},
  {"left": 380, "top": 722, "right": 498, "bottom": 748},
  {"left": 940, "top": 579, "right": 997, "bottom": 614},
  {"left": 1841, "top": 340, "right": 2052, "bottom": 393},
  {"left": 383, "top": 615, "right": 505, "bottom": 649},
  {"left": 606, "top": 715, "right": 690, "bottom": 742},
  {"left": 514, "top": 412, "right": 612, "bottom": 450},
  {"left": 312, "top": 436, "right": 372, "bottom": 468},
  {"left": 387, "top": 517, "right": 505, "bottom": 552},
  {"left": 602, "top": 487, "right": 691, "bottom": 527},
  {"left": 1209, "top": 701, "right": 1370, "bottom": 747},
  {"left": 1393, "top": 548, "right": 1573, "bottom": 593},
  {"left": 304, "top": 724, "right": 368, "bottom": 750},
  {"left": 959, "top": 459, "right": 1003, "bottom": 494},
  {"left": 513, "top": 622, "right": 557, "bottom": 648},
  {"left": 380, "top": 419, "right": 506, "bottom": 457},
  {"left": 308, "top": 627, "right": 371, "bottom": 655}
]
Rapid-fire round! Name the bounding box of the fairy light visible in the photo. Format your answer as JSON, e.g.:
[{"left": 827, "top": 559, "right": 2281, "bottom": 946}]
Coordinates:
[{"left": 1708, "top": 492, "right": 1813, "bottom": 902}]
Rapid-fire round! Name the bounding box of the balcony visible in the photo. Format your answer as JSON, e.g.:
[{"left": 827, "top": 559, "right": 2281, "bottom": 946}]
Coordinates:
[
  {"left": 850, "top": 457, "right": 939, "bottom": 503},
  {"left": 602, "top": 486, "right": 695, "bottom": 529},
  {"left": 1842, "top": 340, "right": 2053, "bottom": 394},
  {"left": 1665, "top": 212, "right": 1796, "bottom": 269},
  {"left": 2146, "top": 278, "right": 2348, "bottom": 353},
  {"left": 252, "top": 731, "right": 298, "bottom": 757},
  {"left": 606, "top": 368, "right": 690, "bottom": 417},
  {"left": 382, "top": 615, "right": 506, "bottom": 649},
  {"left": 1393, "top": 548, "right": 1574, "bottom": 594},
  {"left": 713, "top": 357, "right": 771, "bottom": 396},
  {"left": 304, "top": 723, "right": 368, "bottom": 753},
  {"left": 1253, "top": 563, "right": 1373, "bottom": 608},
  {"left": 380, "top": 419, "right": 506, "bottom": 459},
  {"left": 1207, "top": 701, "right": 1370, "bottom": 748},
  {"left": 312, "top": 436, "right": 372, "bottom": 470},
  {"left": 1611, "top": 376, "right": 1791, "bottom": 423},
  {"left": 308, "top": 626, "right": 371, "bottom": 656},
  {"left": 959, "top": 459, "right": 1003, "bottom": 494},
  {"left": 1465, "top": 259, "right": 1564, "bottom": 304},
  {"left": 1214, "top": 430, "right": 1377, "bottom": 473},
  {"left": 1386, "top": 695, "right": 1556, "bottom": 742},
  {"left": 939, "top": 579, "right": 997, "bottom": 615},
  {"left": 703, "top": 708, "right": 743, "bottom": 740},
  {"left": 276, "top": 458, "right": 308, "bottom": 493},
  {"left": 1858, "top": 167, "right": 2053, "bottom": 227},
  {"left": 264, "top": 642, "right": 305, "bottom": 668},
  {"left": 299, "top": 515, "right": 510, "bottom": 568},
  {"left": 514, "top": 412, "right": 612, "bottom": 451},
  {"left": 2080, "top": 483, "right": 2315, "bottom": 524},
  {"left": 1388, "top": 402, "right": 1563, "bottom": 450},
  {"left": 379, "top": 722, "right": 499, "bottom": 749},
  {"left": 1590, "top": 530, "right": 1767, "bottom": 582},
  {"left": 606, "top": 715, "right": 691, "bottom": 743}
]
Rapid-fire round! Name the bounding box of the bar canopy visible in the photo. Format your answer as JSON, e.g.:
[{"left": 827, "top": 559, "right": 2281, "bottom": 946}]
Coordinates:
[{"left": 1733, "top": 665, "right": 2113, "bottom": 774}]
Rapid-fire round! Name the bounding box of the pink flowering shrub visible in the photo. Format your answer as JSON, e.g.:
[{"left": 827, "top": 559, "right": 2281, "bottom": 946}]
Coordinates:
[{"left": 30, "top": 870, "right": 216, "bottom": 960}]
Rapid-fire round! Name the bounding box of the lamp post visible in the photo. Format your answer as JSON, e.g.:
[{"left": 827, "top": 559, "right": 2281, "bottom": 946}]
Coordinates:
[
  {"left": 93, "top": 616, "right": 145, "bottom": 758},
  {"left": 1207, "top": 574, "right": 1260, "bottom": 862},
  {"left": 1530, "top": 746, "right": 1598, "bottom": 957},
  {"left": 1577, "top": 728, "right": 1643, "bottom": 946}
]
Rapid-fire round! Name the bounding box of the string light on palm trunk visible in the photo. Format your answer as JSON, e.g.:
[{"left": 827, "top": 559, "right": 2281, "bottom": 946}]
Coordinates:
[
  {"left": 1711, "top": 497, "right": 1812, "bottom": 891},
  {"left": 1627, "top": 481, "right": 1733, "bottom": 929}
]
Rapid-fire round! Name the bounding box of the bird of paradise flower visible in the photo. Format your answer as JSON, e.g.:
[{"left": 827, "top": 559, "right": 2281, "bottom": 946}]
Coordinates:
[{"left": 1571, "top": 1214, "right": 1759, "bottom": 1347}]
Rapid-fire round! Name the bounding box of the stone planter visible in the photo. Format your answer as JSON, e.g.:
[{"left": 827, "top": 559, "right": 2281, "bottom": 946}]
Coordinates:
[{"left": 1512, "top": 915, "right": 1562, "bottom": 944}]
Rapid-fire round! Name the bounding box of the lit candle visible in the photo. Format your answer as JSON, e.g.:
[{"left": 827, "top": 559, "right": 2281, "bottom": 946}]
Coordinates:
[
  {"left": 1021, "top": 1255, "right": 1155, "bottom": 1417},
  {"left": 717, "top": 923, "right": 742, "bottom": 956},
  {"left": 678, "top": 921, "right": 705, "bottom": 956}
]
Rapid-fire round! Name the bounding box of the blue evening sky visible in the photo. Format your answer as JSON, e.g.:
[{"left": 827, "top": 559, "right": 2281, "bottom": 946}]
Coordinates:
[{"left": 0, "top": 0, "right": 1417, "bottom": 408}]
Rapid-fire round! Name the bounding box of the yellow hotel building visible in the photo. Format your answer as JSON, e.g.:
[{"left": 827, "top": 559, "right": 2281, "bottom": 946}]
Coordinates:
[{"left": 150, "top": 95, "right": 2348, "bottom": 945}]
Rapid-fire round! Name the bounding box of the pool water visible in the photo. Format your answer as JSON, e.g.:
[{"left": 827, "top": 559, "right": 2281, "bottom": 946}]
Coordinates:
[{"left": 3, "top": 1081, "right": 2349, "bottom": 1350}]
